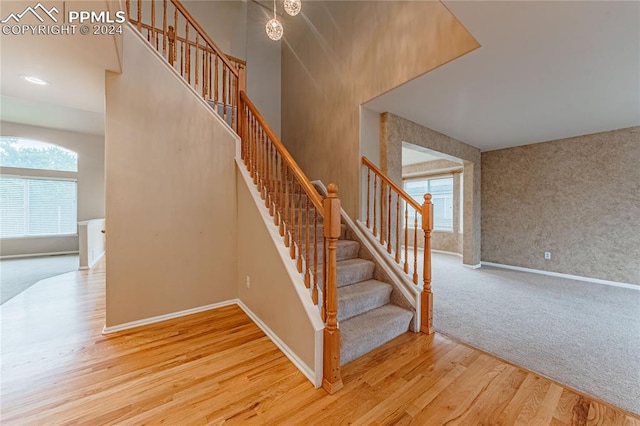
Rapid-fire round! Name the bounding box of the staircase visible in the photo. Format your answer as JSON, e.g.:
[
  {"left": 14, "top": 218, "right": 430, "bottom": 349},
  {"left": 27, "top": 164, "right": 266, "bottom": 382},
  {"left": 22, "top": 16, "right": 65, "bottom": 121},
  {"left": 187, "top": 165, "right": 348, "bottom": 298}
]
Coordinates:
[
  {"left": 126, "top": 0, "right": 432, "bottom": 392},
  {"left": 298, "top": 187, "right": 414, "bottom": 365}
]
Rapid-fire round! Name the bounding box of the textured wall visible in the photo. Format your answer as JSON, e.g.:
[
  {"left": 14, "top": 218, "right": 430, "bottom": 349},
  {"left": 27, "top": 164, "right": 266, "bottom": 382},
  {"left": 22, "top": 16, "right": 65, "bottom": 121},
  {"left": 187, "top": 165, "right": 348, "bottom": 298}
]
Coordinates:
[
  {"left": 281, "top": 1, "right": 479, "bottom": 217},
  {"left": 381, "top": 113, "right": 481, "bottom": 265},
  {"left": 482, "top": 127, "right": 640, "bottom": 285},
  {"left": 105, "top": 27, "right": 238, "bottom": 327}
]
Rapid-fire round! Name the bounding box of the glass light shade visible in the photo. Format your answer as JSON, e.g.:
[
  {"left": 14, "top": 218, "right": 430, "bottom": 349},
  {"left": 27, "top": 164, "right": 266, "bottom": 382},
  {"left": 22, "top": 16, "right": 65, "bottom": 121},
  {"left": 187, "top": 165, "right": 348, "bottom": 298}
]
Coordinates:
[
  {"left": 266, "top": 18, "right": 283, "bottom": 41},
  {"left": 284, "top": 0, "right": 301, "bottom": 16}
]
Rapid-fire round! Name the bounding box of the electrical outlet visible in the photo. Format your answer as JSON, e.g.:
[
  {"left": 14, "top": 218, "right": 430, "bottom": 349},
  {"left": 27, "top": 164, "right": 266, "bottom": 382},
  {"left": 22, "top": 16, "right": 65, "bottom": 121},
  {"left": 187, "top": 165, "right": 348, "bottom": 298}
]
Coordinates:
[
  {"left": 246, "top": 276, "right": 251, "bottom": 288},
  {"left": 544, "top": 252, "right": 551, "bottom": 260}
]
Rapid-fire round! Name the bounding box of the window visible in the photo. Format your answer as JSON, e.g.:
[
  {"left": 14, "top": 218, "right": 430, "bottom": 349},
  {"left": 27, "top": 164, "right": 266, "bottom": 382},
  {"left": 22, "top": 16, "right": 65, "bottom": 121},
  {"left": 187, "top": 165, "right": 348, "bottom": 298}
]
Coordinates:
[
  {"left": 0, "top": 137, "right": 78, "bottom": 238},
  {"left": 404, "top": 177, "right": 454, "bottom": 231},
  {"left": 0, "top": 137, "right": 78, "bottom": 172}
]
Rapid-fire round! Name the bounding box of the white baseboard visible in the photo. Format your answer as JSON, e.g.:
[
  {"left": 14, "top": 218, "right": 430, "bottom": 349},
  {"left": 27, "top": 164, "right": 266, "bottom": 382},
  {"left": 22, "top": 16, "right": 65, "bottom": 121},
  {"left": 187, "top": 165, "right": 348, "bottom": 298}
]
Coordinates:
[
  {"left": 79, "top": 250, "right": 106, "bottom": 270},
  {"left": 102, "top": 300, "right": 238, "bottom": 334},
  {"left": 236, "top": 300, "right": 318, "bottom": 387},
  {"left": 464, "top": 263, "right": 482, "bottom": 270},
  {"left": 432, "top": 249, "right": 463, "bottom": 258},
  {"left": 481, "top": 261, "right": 639, "bottom": 290},
  {"left": 0, "top": 251, "right": 79, "bottom": 260}
]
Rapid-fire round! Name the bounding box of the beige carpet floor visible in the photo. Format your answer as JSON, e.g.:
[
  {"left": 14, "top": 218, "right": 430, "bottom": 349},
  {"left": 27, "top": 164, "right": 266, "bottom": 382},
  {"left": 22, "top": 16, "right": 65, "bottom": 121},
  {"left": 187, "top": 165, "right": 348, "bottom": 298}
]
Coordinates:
[
  {"left": 0, "top": 255, "right": 79, "bottom": 305},
  {"left": 428, "top": 252, "right": 640, "bottom": 416}
]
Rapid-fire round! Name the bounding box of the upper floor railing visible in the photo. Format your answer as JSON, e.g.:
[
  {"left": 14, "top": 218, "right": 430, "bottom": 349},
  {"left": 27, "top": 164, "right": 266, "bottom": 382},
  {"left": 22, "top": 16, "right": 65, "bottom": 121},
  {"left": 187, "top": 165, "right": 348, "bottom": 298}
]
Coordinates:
[
  {"left": 126, "top": 0, "right": 245, "bottom": 130},
  {"left": 362, "top": 157, "right": 434, "bottom": 334}
]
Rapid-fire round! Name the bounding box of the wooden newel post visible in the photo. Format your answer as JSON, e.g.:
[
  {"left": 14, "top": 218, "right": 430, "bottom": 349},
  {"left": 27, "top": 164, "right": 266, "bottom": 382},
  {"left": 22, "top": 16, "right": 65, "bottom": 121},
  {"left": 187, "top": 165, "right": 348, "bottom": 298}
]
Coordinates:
[
  {"left": 167, "top": 25, "right": 176, "bottom": 65},
  {"left": 421, "top": 194, "right": 434, "bottom": 334},
  {"left": 237, "top": 67, "right": 246, "bottom": 140},
  {"left": 322, "top": 183, "right": 344, "bottom": 394}
]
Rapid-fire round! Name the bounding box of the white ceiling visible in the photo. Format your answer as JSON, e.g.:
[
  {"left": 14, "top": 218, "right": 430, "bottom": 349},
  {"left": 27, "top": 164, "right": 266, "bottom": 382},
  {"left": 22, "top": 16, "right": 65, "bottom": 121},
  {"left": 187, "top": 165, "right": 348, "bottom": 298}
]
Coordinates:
[
  {"left": 0, "top": 0, "right": 121, "bottom": 135},
  {"left": 401, "top": 147, "right": 442, "bottom": 166},
  {"left": 365, "top": 1, "right": 640, "bottom": 152}
]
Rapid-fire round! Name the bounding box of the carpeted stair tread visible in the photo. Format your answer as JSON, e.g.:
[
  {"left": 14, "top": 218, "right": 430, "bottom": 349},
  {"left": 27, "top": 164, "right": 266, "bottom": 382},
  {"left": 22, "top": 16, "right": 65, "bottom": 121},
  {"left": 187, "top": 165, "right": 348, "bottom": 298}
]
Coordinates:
[
  {"left": 336, "top": 259, "right": 375, "bottom": 287},
  {"left": 340, "top": 304, "right": 413, "bottom": 365},
  {"left": 338, "top": 280, "right": 392, "bottom": 321}
]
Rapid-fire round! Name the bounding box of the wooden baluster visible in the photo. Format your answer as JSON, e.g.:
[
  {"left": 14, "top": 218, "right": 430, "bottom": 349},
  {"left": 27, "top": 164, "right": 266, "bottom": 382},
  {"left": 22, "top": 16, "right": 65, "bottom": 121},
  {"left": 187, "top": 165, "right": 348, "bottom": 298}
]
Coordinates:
[
  {"left": 268, "top": 142, "right": 274, "bottom": 216},
  {"left": 185, "top": 23, "right": 190, "bottom": 83},
  {"left": 232, "top": 75, "right": 236, "bottom": 130},
  {"left": 366, "top": 168, "right": 371, "bottom": 229},
  {"left": 151, "top": 0, "right": 156, "bottom": 46},
  {"left": 222, "top": 66, "right": 227, "bottom": 122},
  {"left": 195, "top": 34, "right": 199, "bottom": 89},
  {"left": 395, "top": 193, "right": 400, "bottom": 264},
  {"left": 251, "top": 115, "right": 256, "bottom": 180},
  {"left": 322, "top": 183, "right": 343, "bottom": 394},
  {"left": 262, "top": 130, "right": 267, "bottom": 200},
  {"left": 322, "top": 233, "right": 327, "bottom": 322},
  {"left": 279, "top": 159, "right": 285, "bottom": 236},
  {"left": 290, "top": 182, "right": 297, "bottom": 260},
  {"left": 413, "top": 214, "right": 418, "bottom": 284},
  {"left": 162, "top": 0, "right": 167, "bottom": 58},
  {"left": 274, "top": 154, "right": 281, "bottom": 226},
  {"left": 304, "top": 197, "right": 311, "bottom": 288},
  {"left": 404, "top": 203, "right": 409, "bottom": 273},
  {"left": 167, "top": 25, "right": 176, "bottom": 65},
  {"left": 312, "top": 208, "right": 318, "bottom": 305},
  {"left": 421, "top": 194, "right": 434, "bottom": 334},
  {"left": 284, "top": 167, "right": 290, "bottom": 247},
  {"left": 373, "top": 175, "right": 377, "bottom": 237},
  {"left": 297, "top": 188, "right": 303, "bottom": 273},
  {"left": 126, "top": 0, "right": 130, "bottom": 19},
  {"left": 214, "top": 56, "right": 219, "bottom": 107},
  {"left": 387, "top": 184, "right": 392, "bottom": 254},
  {"left": 173, "top": 8, "right": 177, "bottom": 67},
  {"left": 180, "top": 40, "right": 184, "bottom": 77},
  {"left": 380, "top": 181, "right": 385, "bottom": 245},
  {"left": 202, "top": 49, "right": 207, "bottom": 98},
  {"left": 207, "top": 51, "right": 212, "bottom": 100},
  {"left": 137, "top": 0, "right": 141, "bottom": 31}
]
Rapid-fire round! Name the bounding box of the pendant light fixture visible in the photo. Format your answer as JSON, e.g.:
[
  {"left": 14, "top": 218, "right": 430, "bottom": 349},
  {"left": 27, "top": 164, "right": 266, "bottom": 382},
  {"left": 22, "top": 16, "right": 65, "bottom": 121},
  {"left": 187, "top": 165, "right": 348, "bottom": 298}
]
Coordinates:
[
  {"left": 265, "top": 0, "right": 302, "bottom": 41},
  {"left": 284, "top": 0, "right": 301, "bottom": 16},
  {"left": 266, "top": 0, "right": 283, "bottom": 41}
]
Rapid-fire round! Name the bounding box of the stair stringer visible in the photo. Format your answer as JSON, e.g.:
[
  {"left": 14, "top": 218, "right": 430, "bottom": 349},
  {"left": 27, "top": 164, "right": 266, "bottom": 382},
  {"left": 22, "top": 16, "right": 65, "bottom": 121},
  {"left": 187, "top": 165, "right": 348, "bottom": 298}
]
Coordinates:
[
  {"left": 312, "top": 181, "right": 420, "bottom": 332},
  {"left": 236, "top": 160, "right": 324, "bottom": 389}
]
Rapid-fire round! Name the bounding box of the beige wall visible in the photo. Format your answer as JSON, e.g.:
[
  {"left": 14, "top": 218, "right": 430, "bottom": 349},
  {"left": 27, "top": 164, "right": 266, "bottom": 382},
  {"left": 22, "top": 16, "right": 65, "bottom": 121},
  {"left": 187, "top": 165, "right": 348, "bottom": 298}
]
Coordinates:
[
  {"left": 104, "top": 27, "right": 238, "bottom": 327},
  {"left": 281, "top": 1, "right": 479, "bottom": 217},
  {"left": 236, "top": 166, "right": 320, "bottom": 375},
  {"left": 482, "top": 127, "right": 640, "bottom": 285},
  {"left": 0, "top": 122, "right": 105, "bottom": 257},
  {"left": 381, "top": 113, "right": 481, "bottom": 266}
]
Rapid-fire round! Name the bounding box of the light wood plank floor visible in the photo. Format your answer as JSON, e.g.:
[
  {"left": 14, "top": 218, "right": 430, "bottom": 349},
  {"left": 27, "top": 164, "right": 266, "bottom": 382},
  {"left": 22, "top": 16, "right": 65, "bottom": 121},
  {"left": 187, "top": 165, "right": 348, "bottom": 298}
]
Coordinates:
[{"left": 1, "top": 259, "right": 638, "bottom": 425}]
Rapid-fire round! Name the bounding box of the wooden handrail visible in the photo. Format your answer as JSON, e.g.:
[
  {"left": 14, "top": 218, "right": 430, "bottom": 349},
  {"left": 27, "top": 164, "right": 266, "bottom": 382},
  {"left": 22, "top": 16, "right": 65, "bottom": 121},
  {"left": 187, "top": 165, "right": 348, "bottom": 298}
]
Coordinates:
[
  {"left": 240, "top": 91, "right": 324, "bottom": 213},
  {"left": 362, "top": 156, "right": 421, "bottom": 211},
  {"left": 130, "top": 20, "right": 247, "bottom": 68},
  {"left": 169, "top": 0, "right": 239, "bottom": 76}
]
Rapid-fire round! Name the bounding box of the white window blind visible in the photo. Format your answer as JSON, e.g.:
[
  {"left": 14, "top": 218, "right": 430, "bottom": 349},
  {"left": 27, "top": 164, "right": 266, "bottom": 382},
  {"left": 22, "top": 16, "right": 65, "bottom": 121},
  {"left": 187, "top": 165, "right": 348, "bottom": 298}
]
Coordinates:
[
  {"left": 0, "top": 176, "right": 77, "bottom": 238},
  {"left": 404, "top": 177, "right": 454, "bottom": 231}
]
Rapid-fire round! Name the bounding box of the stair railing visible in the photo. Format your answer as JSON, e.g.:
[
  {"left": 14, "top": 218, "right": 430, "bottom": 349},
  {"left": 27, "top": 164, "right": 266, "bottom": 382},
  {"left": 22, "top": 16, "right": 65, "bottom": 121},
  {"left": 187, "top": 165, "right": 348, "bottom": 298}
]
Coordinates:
[
  {"left": 126, "top": 0, "right": 245, "bottom": 130},
  {"left": 239, "top": 92, "right": 343, "bottom": 393},
  {"left": 361, "top": 157, "right": 434, "bottom": 334}
]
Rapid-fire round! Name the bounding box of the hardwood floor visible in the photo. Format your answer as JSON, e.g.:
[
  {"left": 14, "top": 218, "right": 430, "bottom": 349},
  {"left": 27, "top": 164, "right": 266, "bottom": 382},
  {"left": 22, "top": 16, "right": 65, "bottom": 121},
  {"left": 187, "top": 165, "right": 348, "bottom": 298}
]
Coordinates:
[{"left": 1, "top": 259, "right": 638, "bottom": 425}]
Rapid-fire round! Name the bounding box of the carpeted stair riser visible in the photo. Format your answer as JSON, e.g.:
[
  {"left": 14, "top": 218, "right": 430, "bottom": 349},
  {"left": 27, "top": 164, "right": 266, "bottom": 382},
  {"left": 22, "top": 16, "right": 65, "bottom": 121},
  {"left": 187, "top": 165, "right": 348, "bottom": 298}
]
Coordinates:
[
  {"left": 338, "top": 280, "right": 392, "bottom": 321},
  {"left": 340, "top": 304, "right": 414, "bottom": 365},
  {"left": 301, "top": 240, "right": 360, "bottom": 264},
  {"left": 336, "top": 259, "right": 375, "bottom": 287}
]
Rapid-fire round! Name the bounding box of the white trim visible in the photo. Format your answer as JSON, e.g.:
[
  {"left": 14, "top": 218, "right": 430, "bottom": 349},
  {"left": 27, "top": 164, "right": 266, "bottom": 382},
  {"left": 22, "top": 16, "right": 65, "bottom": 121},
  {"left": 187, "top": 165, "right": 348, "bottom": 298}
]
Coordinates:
[
  {"left": 464, "top": 263, "right": 482, "bottom": 269},
  {"left": 481, "top": 261, "right": 640, "bottom": 290},
  {"left": 236, "top": 300, "right": 319, "bottom": 387},
  {"left": 0, "top": 250, "right": 78, "bottom": 259},
  {"left": 78, "top": 250, "right": 106, "bottom": 270},
  {"left": 102, "top": 300, "right": 238, "bottom": 334},
  {"left": 432, "top": 249, "right": 463, "bottom": 258}
]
